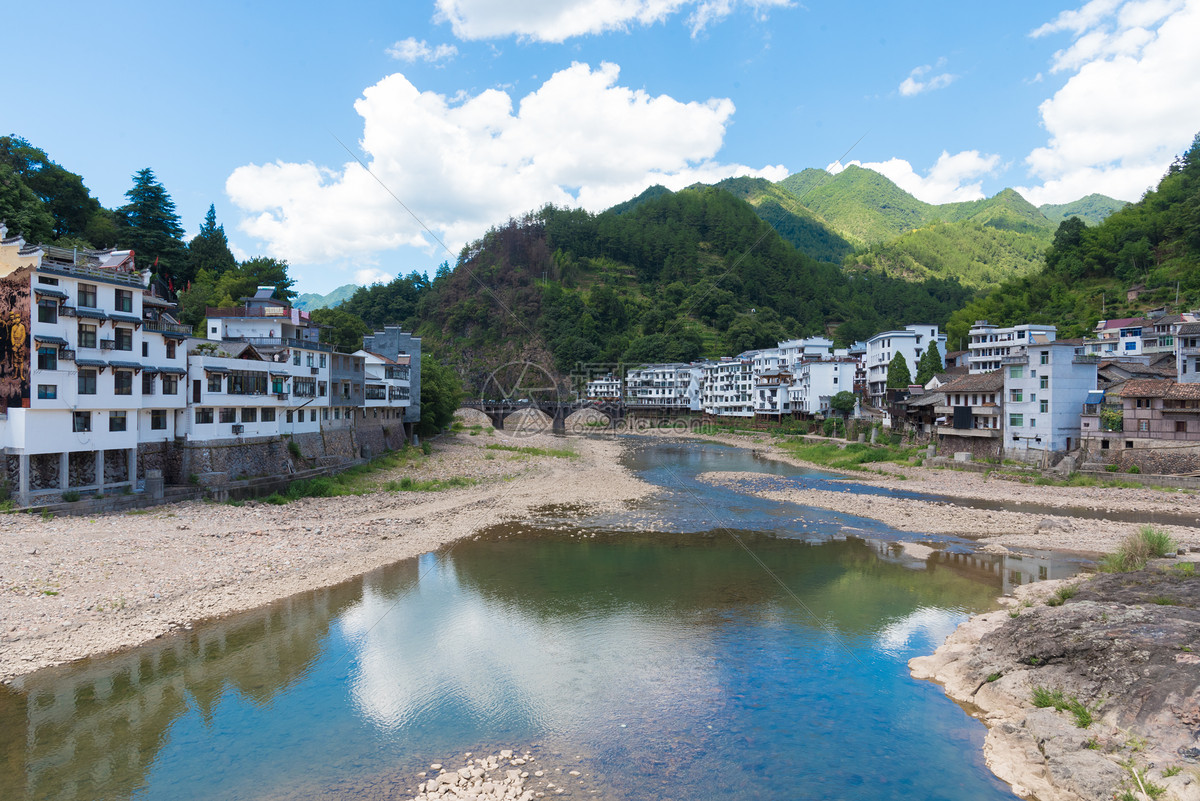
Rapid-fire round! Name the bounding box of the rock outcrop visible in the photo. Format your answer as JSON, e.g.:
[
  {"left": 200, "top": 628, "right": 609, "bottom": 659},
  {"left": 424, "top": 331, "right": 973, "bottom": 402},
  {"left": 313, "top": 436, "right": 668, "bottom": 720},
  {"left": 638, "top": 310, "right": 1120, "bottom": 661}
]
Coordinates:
[{"left": 911, "top": 567, "right": 1200, "bottom": 801}]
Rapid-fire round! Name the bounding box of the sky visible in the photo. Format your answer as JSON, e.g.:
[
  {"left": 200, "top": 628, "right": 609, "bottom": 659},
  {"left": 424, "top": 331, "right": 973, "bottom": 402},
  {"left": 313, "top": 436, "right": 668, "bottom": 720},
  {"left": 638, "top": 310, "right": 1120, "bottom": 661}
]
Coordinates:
[{"left": 6, "top": 0, "right": 1200, "bottom": 294}]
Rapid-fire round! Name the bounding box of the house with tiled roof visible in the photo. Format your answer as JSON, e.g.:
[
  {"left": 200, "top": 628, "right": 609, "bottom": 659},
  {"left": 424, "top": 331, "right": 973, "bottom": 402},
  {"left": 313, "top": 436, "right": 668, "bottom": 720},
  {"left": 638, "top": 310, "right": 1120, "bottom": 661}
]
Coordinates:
[
  {"left": 933, "top": 370, "right": 1004, "bottom": 459},
  {"left": 1117, "top": 379, "right": 1200, "bottom": 443}
]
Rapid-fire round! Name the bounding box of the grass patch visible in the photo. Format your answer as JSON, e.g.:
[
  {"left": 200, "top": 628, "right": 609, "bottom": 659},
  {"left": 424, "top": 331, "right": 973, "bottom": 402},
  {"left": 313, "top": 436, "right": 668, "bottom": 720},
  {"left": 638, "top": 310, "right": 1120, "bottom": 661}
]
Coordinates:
[
  {"left": 1101, "top": 526, "right": 1177, "bottom": 573},
  {"left": 1174, "top": 562, "right": 1196, "bottom": 577},
  {"left": 485, "top": 443, "right": 577, "bottom": 459},
  {"left": 1031, "top": 686, "right": 1093, "bottom": 728},
  {"left": 1151, "top": 596, "right": 1179, "bottom": 606},
  {"left": 1034, "top": 474, "right": 1142, "bottom": 488},
  {"left": 986, "top": 672, "right": 1002, "bottom": 682},
  {"left": 1046, "top": 584, "right": 1079, "bottom": 607},
  {"left": 775, "top": 440, "right": 917, "bottom": 471},
  {"left": 386, "top": 476, "right": 477, "bottom": 492},
  {"left": 1162, "top": 766, "right": 1182, "bottom": 778}
]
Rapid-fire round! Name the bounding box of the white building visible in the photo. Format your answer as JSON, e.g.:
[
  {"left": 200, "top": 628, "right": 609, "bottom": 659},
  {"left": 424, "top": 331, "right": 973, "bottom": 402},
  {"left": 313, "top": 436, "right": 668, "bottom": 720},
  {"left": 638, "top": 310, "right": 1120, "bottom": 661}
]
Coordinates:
[
  {"left": 356, "top": 350, "right": 413, "bottom": 424},
  {"left": 702, "top": 356, "right": 755, "bottom": 417},
  {"left": 865, "top": 325, "right": 945, "bottom": 407},
  {"left": 967, "top": 321, "right": 1057, "bottom": 373},
  {"left": 1002, "top": 339, "right": 1098, "bottom": 457},
  {"left": 1177, "top": 321, "right": 1200, "bottom": 383},
  {"left": 625, "top": 363, "right": 701, "bottom": 409},
  {"left": 753, "top": 368, "right": 793, "bottom": 416},
  {"left": 585, "top": 375, "right": 622, "bottom": 401},
  {"left": 789, "top": 359, "right": 858, "bottom": 416},
  {"left": 777, "top": 337, "right": 834, "bottom": 369}
]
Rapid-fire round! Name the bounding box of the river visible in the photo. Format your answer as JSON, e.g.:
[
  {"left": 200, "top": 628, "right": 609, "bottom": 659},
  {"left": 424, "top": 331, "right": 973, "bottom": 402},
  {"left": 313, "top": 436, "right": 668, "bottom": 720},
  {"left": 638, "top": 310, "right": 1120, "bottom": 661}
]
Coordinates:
[{"left": 0, "top": 440, "right": 1086, "bottom": 800}]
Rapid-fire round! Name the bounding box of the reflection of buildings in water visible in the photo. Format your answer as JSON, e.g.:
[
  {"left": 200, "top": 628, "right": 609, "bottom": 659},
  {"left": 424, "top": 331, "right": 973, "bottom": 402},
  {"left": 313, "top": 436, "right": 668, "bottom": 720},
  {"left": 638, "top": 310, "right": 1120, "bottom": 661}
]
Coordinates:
[
  {"left": 0, "top": 585, "right": 358, "bottom": 801},
  {"left": 858, "top": 534, "right": 1068, "bottom": 595}
]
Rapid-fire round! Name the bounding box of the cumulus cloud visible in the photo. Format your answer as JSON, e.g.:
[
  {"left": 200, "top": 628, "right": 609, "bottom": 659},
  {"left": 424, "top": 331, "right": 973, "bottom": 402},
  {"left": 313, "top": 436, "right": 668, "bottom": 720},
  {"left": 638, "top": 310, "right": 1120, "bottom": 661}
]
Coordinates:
[
  {"left": 226, "top": 62, "right": 786, "bottom": 264},
  {"left": 827, "top": 150, "right": 1001, "bottom": 204},
  {"left": 386, "top": 37, "right": 458, "bottom": 63},
  {"left": 1018, "top": 0, "right": 1200, "bottom": 204},
  {"left": 898, "top": 62, "right": 957, "bottom": 97},
  {"left": 355, "top": 268, "right": 394, "bottom": 285},
  {"left": 432, "top": 0, "right": 792, "bottom": 42}
]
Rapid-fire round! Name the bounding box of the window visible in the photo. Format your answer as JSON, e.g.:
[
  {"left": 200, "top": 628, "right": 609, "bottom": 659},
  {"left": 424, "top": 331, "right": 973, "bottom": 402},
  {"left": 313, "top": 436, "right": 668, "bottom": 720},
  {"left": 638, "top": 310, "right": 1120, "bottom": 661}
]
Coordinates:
[
  {"left": 151, "top": 410, "right": 167, "bottom": 430},
  {"left": 1040, "top": 400, "right": 1048, "bottom": 414},
  {"left": 228, "top": 371, "right": 267, "bottom": 395},
  {"left": 1138, "top": 420, "right": 1149, "bottom": 432},
  {"left": 166, "top": 340, "right": 176, "bottom": 359},
  {"left": 38, "top": 276, "right": 59, "bottom": 286},
  {"left": 114, "top": 370, "right": 133, "bottom": 396},
  {"left": 292, "top": 352, "right": 300, "bottom": 366},
  {"left": 115, "top": 327, "right": 133, "bottom": 351},
  {"left": 1176, "top": 421, "right": 1187, "bottom": 433},
  {"left": 78, "top": 369, "right": 97, "bottom": 395},
  {"left": 115, "top": 289, "right": 133, "bottom": 313},
  {"left": 162, "top": 375, "right": 177, "bottom": 395},
  {"left": 37, "top": 299, "right": 57, "bottom": 323},
  {"left": 272, "top": 376, "right": 286, "bottom": 394},
  {"left": 142, "top": 342, "right": 149, "bottom": 357},
  {"left": 37, "top": 384, "right": 56, "bottom": 399},
  {"left": 109, "top": 411, "right": 127, "bottom": 432},
  {"left": 1010, "top": 389, "right": 1023, "bottom": 403},
  {"left": 196, "top": 408, "right": 214, "bottom": 424},
  {"left": 1040, "top": 351, "right": 1049, "bottom": 365},
  {"left": 241, "top": 407, "right": 258, "bottom": 423},
  {"left": 286, "top": 410, "right": 294, "bottom": 423},
  {"left": 306, "top": 354, "right": 314, "bottom": 367},
  {"left": 319, "top": 354, "right": 327, "bottom": 368},
  {"left": 1030, "top": 418, "right": 1037, "bottom": 428},
  {"left": 37, "top": 347, "right": 57, "bottom": 371},
  {"left": 310, "top": 409, "right": 317, "bottom": 422},
  {"left": 1009, "top": 414, "right": 1024, "bottom": 427},
  {"left": 78, "top": 323, "right": 97, "bottom": 349},
  {"left": 72, "top": 411, "right": 91, "bottom": 432},
  {"left": 219, "top": 408, "right": 236, "bottom": 423},
  {"left": 318, "top": 381, "right": 327, "bottom": 396},
  {"left": 142, "top": 372, "right": 156, "bottom": 394},
  {"left": 1008, "top": 366, "right": 1024, "bottom": 379},
  {"left": 261, "top": 408, "right": 276, "bottom": 422},
  {"left": 1040, "top": 377, "right": 1048, "bottom": 390},
  {"left": 334, "top": 408, "right": 341, "bottom": 420},
  {"left": 208, "top": 373, "right": 223, "bottom": 392},
  {"left": 77, "top": 283, "right": 97, "bottom": 308}
]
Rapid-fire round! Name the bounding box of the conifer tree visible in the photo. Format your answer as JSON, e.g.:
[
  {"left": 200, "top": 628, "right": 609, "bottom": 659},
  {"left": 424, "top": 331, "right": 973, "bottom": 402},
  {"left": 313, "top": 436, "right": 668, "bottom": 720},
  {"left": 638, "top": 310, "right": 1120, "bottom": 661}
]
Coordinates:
[
  {"left": 187, "top": 204, "right": 237, "bottom": 277},
  {"left": 915, "top": 345, "right": 944, "bottom": 385},
  {"left": 886, "top": 351, "right": 913, "bottom": 388},
  {"left": 119, "top": 167, "right": 188, "bottom": 285}
]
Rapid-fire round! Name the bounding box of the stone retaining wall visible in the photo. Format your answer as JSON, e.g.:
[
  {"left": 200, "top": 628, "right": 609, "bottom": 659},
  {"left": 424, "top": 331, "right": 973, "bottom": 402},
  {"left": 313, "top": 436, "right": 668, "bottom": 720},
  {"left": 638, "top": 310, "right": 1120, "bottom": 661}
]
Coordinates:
[{"left": 934, "top": 434, "right": 1001, "bottom": 462}]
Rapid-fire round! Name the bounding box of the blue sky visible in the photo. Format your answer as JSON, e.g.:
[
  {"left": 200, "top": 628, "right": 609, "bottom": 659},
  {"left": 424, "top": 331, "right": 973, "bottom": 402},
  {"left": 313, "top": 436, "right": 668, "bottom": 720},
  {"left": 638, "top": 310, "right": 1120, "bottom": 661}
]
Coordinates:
[{"left": 7, "top": 0, "right": 1200, "bottom": 293}]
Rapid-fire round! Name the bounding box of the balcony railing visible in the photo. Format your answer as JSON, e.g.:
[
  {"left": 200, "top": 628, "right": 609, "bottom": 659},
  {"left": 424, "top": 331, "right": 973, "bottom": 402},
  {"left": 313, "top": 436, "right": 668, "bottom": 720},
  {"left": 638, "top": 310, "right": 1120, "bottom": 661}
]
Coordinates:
[
  {"left": 1073, "top": 354, "right": 1101, "bottom": 364},
  {"left": 228, "top": 336, "right": 333, "bottom": 353},
  {"left": 144, "top": 320, "right": 193, "bottom": 336},
  {"left": 1001, "top": 354, "right": 1028, "bottom": 365}
]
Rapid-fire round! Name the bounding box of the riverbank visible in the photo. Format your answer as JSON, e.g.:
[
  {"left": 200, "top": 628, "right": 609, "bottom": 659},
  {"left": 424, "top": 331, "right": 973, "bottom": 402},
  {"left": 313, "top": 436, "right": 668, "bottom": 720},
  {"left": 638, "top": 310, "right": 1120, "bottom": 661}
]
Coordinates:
[
  {"left": 641, "top": 428, "right": 1200, "bottom": 553},
  {"left": 0, "top": 432, "right": 652, "bottom": 681},
  {"left": 910, "top": 568, "right": 1200, "bottom": 801}
]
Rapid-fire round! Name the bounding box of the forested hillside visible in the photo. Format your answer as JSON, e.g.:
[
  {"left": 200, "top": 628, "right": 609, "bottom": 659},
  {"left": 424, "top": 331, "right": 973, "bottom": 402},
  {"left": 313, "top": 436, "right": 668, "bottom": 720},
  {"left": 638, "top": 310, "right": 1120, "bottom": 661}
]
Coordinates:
[
  {"left": 400, "top": 187, "right": 973, "bottom": 391},
  {"left": 710, "top": 177, "right": 853, "bottom": 262},
  {"left": 944, "top": 134, "right": 1200, "bottom": 348}
]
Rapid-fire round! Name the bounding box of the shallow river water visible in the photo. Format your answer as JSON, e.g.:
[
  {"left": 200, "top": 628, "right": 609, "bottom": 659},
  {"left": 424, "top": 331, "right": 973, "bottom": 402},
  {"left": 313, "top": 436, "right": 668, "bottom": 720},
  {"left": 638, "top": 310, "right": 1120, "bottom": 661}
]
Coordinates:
[{"left": 0, "top": 440, "right": 1087, "bottom": 800}]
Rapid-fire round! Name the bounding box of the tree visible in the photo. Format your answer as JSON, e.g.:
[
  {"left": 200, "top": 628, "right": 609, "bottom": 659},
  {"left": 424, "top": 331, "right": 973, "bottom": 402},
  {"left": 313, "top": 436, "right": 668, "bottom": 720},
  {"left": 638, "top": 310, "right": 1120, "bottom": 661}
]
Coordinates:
[
  {"left": 119, "top": 168, "right": 187, "bottom": 285},
  {"left": 187, "top": 204, "right": 237, "bottom": 277},
  {"left": 418, "top": 356, "right": 463, "bottom": 437},
  {"left": 830, "top": 390, "right": 857, "bottom": 420},
  {"left": 886, "top": 351, "right": 912, "bottom": 389},
  {"left": 915, "top": 345, "right": 944, "bottom": 385},
  {"left": 310, "top": 307, "right": 370, "bottom": 352}
]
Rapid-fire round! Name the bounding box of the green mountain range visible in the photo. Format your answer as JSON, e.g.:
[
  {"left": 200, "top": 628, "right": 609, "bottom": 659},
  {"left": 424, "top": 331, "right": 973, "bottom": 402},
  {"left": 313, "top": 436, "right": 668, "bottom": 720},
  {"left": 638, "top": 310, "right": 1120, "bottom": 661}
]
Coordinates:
[{"left": 293, "top": 283, "right": 360, "bottom": 310}]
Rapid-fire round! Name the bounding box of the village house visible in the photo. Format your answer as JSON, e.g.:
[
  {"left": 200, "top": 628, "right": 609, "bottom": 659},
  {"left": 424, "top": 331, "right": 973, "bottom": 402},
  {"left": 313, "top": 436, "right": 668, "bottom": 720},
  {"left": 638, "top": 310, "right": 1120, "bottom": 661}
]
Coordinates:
[
  {"left": 864, "top": 325, "right": 945, "bottom": 407},
  {"left": 1001, "top": 339, "right": 1098, "bottom": 459},
  {"left": 1118, "top": 379, "right": 1200, "bottom": 443},
  {"left": 934, "top": 370, "right": 1004, "bottom": 460},
  {"left": 967, "top": 321, "right": 1057, "bottom": 374}
]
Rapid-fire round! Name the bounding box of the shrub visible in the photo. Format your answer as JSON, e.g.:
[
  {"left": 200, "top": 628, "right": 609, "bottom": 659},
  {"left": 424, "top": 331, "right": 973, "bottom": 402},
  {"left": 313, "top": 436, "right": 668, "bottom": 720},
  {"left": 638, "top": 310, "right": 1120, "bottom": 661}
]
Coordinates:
[
  {"left": 287, "top": 439, "right": 303, "bottom": 459},
  {"left": 62, "top": 490, "right": 81, "bottom": 502},
  {"left": 1139, "top": 525, "right": 1176, "bottom": 557},
  {"left": 1127, "top": 464, "right": 1141, "bottom": 474},
  {"left": 1046, "top": 584, "right": 1079, "bottom": 607},
  {"left": 421, "top": 441, "right": 433, "bottom": 455}
]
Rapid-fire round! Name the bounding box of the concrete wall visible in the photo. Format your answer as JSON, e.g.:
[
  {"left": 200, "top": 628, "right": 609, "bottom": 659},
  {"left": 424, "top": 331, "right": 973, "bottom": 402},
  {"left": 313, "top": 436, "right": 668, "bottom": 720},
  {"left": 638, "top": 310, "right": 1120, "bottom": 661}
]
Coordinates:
[{"left": 935, "top": 433, "right": 1002, "bottom": 462}]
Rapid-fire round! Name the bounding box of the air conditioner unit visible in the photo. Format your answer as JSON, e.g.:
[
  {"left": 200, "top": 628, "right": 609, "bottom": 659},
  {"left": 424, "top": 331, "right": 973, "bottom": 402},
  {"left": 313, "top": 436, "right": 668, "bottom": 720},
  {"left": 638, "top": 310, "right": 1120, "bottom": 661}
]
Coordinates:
[
  {"left": 232, "top": 424, "right": 244, "bottom": 434},
  {"left": 100, "top": 340, "right": 115, "bottom": 350}
]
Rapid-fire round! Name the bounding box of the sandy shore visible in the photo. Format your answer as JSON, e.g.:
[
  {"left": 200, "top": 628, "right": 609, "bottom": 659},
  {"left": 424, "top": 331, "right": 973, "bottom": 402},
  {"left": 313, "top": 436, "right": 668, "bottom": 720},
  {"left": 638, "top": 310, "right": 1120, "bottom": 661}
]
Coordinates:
[
  {"left": 0, "top": 431, "right": 652, "bottom": 681},
  {"left": 640, "top": 428, "right": 1200, "bottom": 553}
]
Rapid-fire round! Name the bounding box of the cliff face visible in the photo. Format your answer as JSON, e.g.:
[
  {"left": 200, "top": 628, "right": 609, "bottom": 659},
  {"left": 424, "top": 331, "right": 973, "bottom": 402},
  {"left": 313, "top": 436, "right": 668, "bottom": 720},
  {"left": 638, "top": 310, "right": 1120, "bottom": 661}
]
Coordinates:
[{"left": 911, "top": 568, "right": 1200, "bottom": 801}]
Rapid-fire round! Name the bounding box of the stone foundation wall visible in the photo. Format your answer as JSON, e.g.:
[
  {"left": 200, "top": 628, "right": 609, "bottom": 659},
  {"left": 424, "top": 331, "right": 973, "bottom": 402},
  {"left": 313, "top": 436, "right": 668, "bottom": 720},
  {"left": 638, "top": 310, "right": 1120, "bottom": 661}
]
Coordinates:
[
  {"left": 1080, "top": 439, "right": 1200, "bottom": 475},
  {"left": 356, "top": 419, "right": 408, "bottom": 459},
  {"left": 138, "top": 442, "right": 184, "bottom": 484},
  {"left": 934, "top": 434, "right": 1001, "bottom": 462}
]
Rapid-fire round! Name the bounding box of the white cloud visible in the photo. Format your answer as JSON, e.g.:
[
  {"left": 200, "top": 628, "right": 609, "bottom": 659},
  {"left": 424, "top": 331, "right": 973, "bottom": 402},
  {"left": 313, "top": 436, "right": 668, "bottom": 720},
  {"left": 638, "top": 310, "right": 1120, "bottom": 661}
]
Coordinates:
[
  {"left": 226, "top": 62, "right": 785, "bottom": 264},
  {"left": 1018, "top": 0, "right": 1200, "bottom": 204},
  {"left": 898, "top": 63, "right": 957, "bottom": 97},
  {"left": 827, "top": 150, "right": 1001, "bottom": 204},
  {"left": 386, "top": 37, "right": 458, "bottom": 63},
  {"left": 432, "top": 0, "right": 792, "bottom": 42},
  {"left": 355, "top": 268, "right": 394, "bottom": 285}
]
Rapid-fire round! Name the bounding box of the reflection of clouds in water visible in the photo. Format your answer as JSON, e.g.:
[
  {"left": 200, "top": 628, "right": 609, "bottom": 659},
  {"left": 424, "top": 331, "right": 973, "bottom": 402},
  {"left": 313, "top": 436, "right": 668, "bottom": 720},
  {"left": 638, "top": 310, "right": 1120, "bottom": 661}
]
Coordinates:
[
  {"left": 875, "top": 607, "right": 964, "bottom": 657},
  {"left": 338, "top": 557, "right": 721, "bottom": 733}
]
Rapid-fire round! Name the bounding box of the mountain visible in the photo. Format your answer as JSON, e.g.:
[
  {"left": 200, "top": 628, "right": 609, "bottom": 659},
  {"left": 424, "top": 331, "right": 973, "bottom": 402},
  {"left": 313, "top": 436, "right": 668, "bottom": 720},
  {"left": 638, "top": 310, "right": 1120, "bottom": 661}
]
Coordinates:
[
  {"left": 293, "top": 283, "right": 360, "bottom": 310},
  {"left": 710, "top": 177, "right": 854, "bottom": 263},
  {"left": 1039, "top": 194, "right": 1130, "bottom": 226},
  {"left": 414, "top": 190, "right": 974, "bottom": 391},
  {"left": 944, "top": 133, "right": 1200, "bottom": 347},
  {"left": 778, "top": 164, "right": 932, "bottom": 246}
]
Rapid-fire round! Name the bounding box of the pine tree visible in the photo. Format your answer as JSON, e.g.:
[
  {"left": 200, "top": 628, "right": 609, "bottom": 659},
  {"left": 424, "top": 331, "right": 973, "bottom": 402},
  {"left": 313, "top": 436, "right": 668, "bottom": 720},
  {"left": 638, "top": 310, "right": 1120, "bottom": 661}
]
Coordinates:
[
  {"left": 886, "top": 351, "right": 913, "bottom": 388},
  {"left": 119, "top": 167, "right": 188, "bottom": 285},
  {"left": 187, "top": 204, "right": 237, "bottom": 277},
  {"left": 915, "top": 345, "right": 944, "bottom": 385}
]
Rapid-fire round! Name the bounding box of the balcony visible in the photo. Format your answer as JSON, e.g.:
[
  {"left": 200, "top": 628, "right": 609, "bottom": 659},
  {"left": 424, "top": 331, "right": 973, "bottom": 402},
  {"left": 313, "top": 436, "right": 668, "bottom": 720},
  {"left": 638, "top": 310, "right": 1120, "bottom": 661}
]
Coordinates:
[
  {"left": 1180, "top": 346, "right": 1200, "bottom": 357},
  {"left": 144, "top": 320, "right": 193, "bottom": 337},
  {"left": 229, "top": 336, "right": 333, "bottom": 353},
  {"left": 1001, "top": 354, "right": 1028, "bottom": 365},
  {"left": 1072, "top": 354, "right": 1101, "bottom": 364},
  {"left": 936, "top": 425, "right": 1001, "bottom": 438}
]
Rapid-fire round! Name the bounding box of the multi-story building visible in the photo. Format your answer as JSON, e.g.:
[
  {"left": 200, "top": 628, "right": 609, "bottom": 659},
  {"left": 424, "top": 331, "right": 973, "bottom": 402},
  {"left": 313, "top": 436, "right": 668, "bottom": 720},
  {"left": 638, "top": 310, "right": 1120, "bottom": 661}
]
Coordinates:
[
  {"left": 585, "top": 375, "right": 622, "bottom": 401},
  {"left": 864, "top": 325, "right": 945, "bottom": 407},
  {"left": 934, "top": 371, "right": 1004, "bottom": 458},
  {"left": 752, "top": 368, "right": 793, "bottom": 416},
  {"left": 702, "top": 355, "right": 755, "bottom": 417},
  {"left": 967, "top": 321, "right": 1056, "bottom": 373},
  {"left": 1001, "top": 340, "right": 1098, "bottom": 457},
  {"left": 788, "top": 359, "right": 858, "bottom": 416},
  {"left": 1177, "top": 321, "right": 1200, "bottom": 383},
  {"left": 776, "top": 337, "right": 833, "bottom": 368},
  {"left": 625, "top": 363, "right": 701, "bottom": 409},
  {"left": 1117, "top": 379, "right": 1200, "bottom": 442}
]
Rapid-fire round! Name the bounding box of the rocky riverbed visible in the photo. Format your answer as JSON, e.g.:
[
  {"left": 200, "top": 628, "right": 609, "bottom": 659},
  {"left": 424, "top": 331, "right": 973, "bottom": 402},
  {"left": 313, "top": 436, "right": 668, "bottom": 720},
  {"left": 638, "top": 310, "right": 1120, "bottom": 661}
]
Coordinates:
[
  {"left": 0, "top": 431, "right": 652, "bottom": 681},
  {"left": 911, "top": 565, "right": 1200, "bottom": 801}
]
